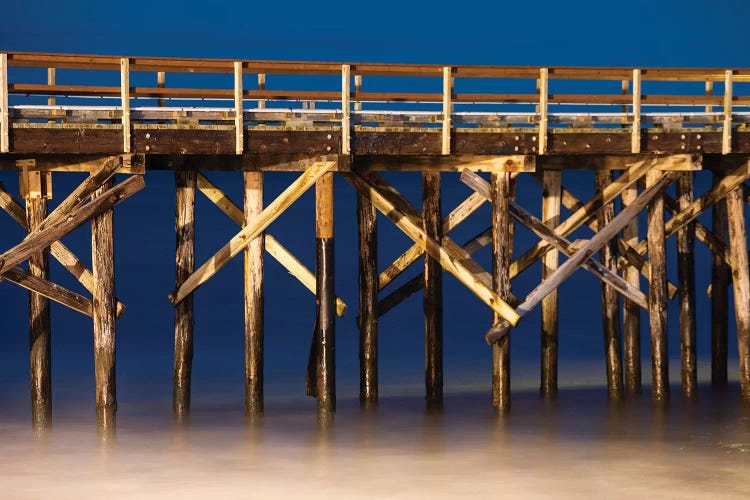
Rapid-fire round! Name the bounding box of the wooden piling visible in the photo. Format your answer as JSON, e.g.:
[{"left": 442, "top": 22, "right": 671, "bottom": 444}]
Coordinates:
[
  {"left": 726, "top": 188, "right": 750, "bottom": 399},
  {"left": 595, "top": 171, "right": 624, "bottom": 400},
  {"left": 677, "top": 172, "right": 697, "bottom": 397},
  {"left": 357, "top": 191, "right": 378, "bottom": 406},
  {"left": 244, "top": 172, "right": 264, "bottom": 417},
  {"left": 423, "top": 171, "right": 443, "bottom": 409},
  {"left": 27, "top": 195, "right": 51, "bottom": 431},
  {"left": 621, "top": 183, "right": 642, "bottom": 395},
  {"left": 540, "top": 171, "right": 560, "bottom": 399},
  {"left": 491, "top": 172, "right": 512, "bottom": 411},
  {"left": 92, "top": 178, "right": 117, "bottom": 436},
  {"left": 315, "top": 172, "right": 335, "bottom": 423},
  {"left": 711, "top": 173, "right": 730, "bottom": 388},
  {"left": 646, "top": 170, "right": 669, "bottom": 402},
  {"left": 173, "top": 171, "right": 195, "bottom": 417}
]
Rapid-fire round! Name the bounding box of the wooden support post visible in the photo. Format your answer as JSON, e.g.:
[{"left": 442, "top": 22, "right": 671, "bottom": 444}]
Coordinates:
[
  {"left": 491, "top": 172, "right": 512, "bottom": 411},
  {"left": 157, "top": 71, "right": 165, "bottom": 107},
  {"left": 646, "top": 169, "right": 669, "bottom": 402},
  {"left": 727, "top": 188, "right": 750, "bottom": 398},
  {"left": 442, "top": 67, "right": 453, "bottom": 155},
  {"left": 234, "top": 61, "right": 244, "bottom": 155},
  {"left": 723, "top": 70, "right": 733, "bottom": 155},
  {"left": 595, "top": 171, "right": 623, "bottom": 400},
  {"left": 120, "top": 58, "right": 130, "bottom": 154},
  {"left": 632, "top": 69, "right": 641, "bottom": 153},
  {"left": 257, "top": 74, "right": 266, "bottom": 109},
  {"left": 621, "top": 183, "right": 641, "bottom": 394},
  {"left": 341, "top": 65, "right": 351, "bottom": 155},
  {"left": 0, "top": 53, "right": 8, "bottom": 153},
  {"left": 244, "top": 172, "right": 264, "bottom": 417},
  {"left": 677, "top": 172, "right": 697, "bottom": 397},
  {"left": 538, "top": 68, "right": 548, "bottom": 155},
  {"left": 354, "top": 75, "right": 362, "bottom": 111},
  {"left": 540, "top": 170, "right": 560, "bottom": 398},
  {"left": 711, "top": 173, "right": 730, "bottom": 387},
  {"left": 423, "top": 172, "right": 443, "bottom": 409},
  {"left": 315, "top": 172, "right": 336, "bottom": 423},
  {"left": 27, "top": 193, "right": 51, "bottom": 431},
  {"left": 358, "top": 189, "right": 378, "bottom": 406},
  {"left": 173, "top": 171, "right": 195, "bottom": 418},
  {"left": 92, "top": 178, "right": 117, "bottom": 437}
]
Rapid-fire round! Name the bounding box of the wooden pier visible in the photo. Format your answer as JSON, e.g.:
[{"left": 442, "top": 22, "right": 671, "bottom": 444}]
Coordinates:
[{"left": 1, "top": 51, "right": 750, "bottom": 430}]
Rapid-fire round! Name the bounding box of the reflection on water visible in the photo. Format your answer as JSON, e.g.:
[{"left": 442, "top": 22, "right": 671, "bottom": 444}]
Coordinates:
[{"left": 0, "top": 384, "right": 748, "bottom": 499}]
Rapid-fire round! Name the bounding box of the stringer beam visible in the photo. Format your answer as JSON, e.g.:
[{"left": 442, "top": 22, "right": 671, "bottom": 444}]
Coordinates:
[
  {"left": 486, "top": 169, "right": 680, "bottom": 344},
  {"left": 342, "top": 171, "right": 520, "bottom": 326},
  {"left": 193, "top": 171, "right": 348, "bottom": 317},
  {"left": 169, "top": 161, "right": 337, "bottom": 305},
  {"left": 1, "top": 266, "right": 93, "bottom": 317},
  {"left": 461, "top": 170, "right": 649, "bottom": 310}
]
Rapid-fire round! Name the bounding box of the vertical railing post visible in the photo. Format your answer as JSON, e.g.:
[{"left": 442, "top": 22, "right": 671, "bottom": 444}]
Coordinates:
[
  {"left": 723, "top": 70, "right": 733, "bottom": 155},
  {"left": 705, "top": 80, "right": 714, "bottom": 113},
  {"left": 257, "top": 73, "right": 266, "bottom": 109},
  {"left": 120, "top": 57, "right": 130, "bottom": 154},
  {"left": 538, "top": 67, "right": 548, "bottom": 154},
  {"left": 157, "top": 71, "right": 165, "bottom": 108},
  {"left": 631, "top": 69, "right": 641, "bottom": 153},
  {"left": 354, "top": 74, "right": 362, "bottom": 111},
  {"left": 0, "top": 53, "right": 9, "bottom": 153},
  {"left": 341, "top": 64, "right": 351, "bottom": 155},
  {"left": 442, "top": 66, "right": 453, "bottom": 155},
  {"left": 234, "top": 61, "right": 244, "bottom": 155}
]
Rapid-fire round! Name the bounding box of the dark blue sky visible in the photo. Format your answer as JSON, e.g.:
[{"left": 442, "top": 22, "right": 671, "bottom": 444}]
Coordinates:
[{"left": 1, "top": 0, "right": 749, "bottom": 406}]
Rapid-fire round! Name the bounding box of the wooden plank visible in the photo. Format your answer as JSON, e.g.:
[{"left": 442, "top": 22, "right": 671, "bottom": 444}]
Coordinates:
[
  {"left": 0, "top": 53, "right": 8, "bottom": 153},
  {"left": 234, "top": 61, "right": 244, "bottom": 155},
  {"left": 357, "top": 189, "right": 378, "bottom": 406},
  {"left": 121, "top": 58, "right": 130, "bottom": 153},
  {"left": 344, "top": 171, "right": 520, "bottom": 326},
  {"left": 621, "top": 183, "right": 641, "bottom": 395},
  {"left": 485, "top": 169, "right": 678, "bottom": 344},
  {"left": 723, "top": 70, "right": 733, "bottom": 154},
  {"left": 677, "top": 172, "right": 697, "bottom": 397},
  {"left": 726, "top": 187, "right": 750, "bottom": 398},
  {"left": 646, "top": 169, "right": 669, "bottom": 402},
  {"left": 378, "top": 191, "right": 486, "bottom": 290},
  {"left": 169, "top": 161, "right": 336, "bottom": 304},
  {"left": 0, "top": 183, "right": 125, "bottom": 316},
  {"left": 194, "top": 172, "right": 347, "bottom": 316},
  {"left": 26, "top": 194, "right": 51, "bottom": 430},
  {"left": 442, "top": 66, "right": 452, "bottom": 155},
  {"left": 595, "top": 171, "right": 624, "bottom": 400},
  {"left": 423, "top": 171, "right": 443, "bottom": 408},
  {"left": 356, "top": 154, "right": 535, "bottom": 172},
  {"left": 92, "top": 178, "right": 117, "bottom": 437},
  {"left": 2, "top": 266, "right": 92, "bottom": 317},
  {"left": 173, "top": 171, "right": 195, "bottom": 418},
  {"left": 342, "top": 64, "right": 351, "bottom": 155},
  {"left": 540, "top": 170, "right": 559, "bottom": 398},
  {"left": 538, "top": 68, "right": 548, "bottom": 154},
  {"left": 0, "top": 175, "right": 145, "bottom": 276},
  {"left": 244, "top": 171, "right": 264, "bottom": 416},
  {"left": 632, "top": 69, "right": 641, "bottom": 153},
  {"left": 491, "top": 171, "right": 512, "bottom": 411}
]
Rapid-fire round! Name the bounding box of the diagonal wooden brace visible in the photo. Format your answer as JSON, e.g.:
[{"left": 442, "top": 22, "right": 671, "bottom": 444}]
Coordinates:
[
  {"left": 1, "top": 266, "right": 93, "bottom": 317},
  {"left": 169, "top": 161, "right": 337, "bottom": 305},
  {"left": 510, "top": 156, "right": 659, "bottom": 280},
  {"left": 342, "top": 170, "right": 520, "bottom": 326},
  {"left": 486, "top": 169, "right": 680, "bottom": 345},
  {"left": 532, "top": 174, "right": 679, "bottom": 299},
  {"left": 194, "top": 172, "right": 348, "bottom": 317},
  {"left": 0, "top": 175, "right": 144, "bottom": 276},
  {"left": 0, "top": 182, "right": 126, "bottom": 316},
  {"left": 619, "top": 160, "right": 750, "bottom": 269},
  {"left": 461, "top": 170, "right": 648, "bottom": 310}
]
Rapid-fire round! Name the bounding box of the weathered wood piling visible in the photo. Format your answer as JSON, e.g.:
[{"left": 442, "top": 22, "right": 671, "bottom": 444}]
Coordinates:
[{"left": 4, "top": 52, "right": 750, "bottom": 430}]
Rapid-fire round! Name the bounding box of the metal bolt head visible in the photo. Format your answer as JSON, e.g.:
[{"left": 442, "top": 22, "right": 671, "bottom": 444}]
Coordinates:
[
  {"left": 514, "top": 135, "right": 520, "bottom": 141},
  {"left": 327, "top": 134, "right": 332, "bottom": 140},
  {"left": 514, "top": 146, "right": 519, "bottom": 152},
  {"left": 326, "top": 146, "right": 332, "bottom": 152},
  {"left": 145, "top": 145, "right": 150, "bottom": 151},
  {"left": 145, "top": 133, "right": 151, "bottom": 139},
  {"left": 696, "top": 134, "right": 702, "bottom": 140}
]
